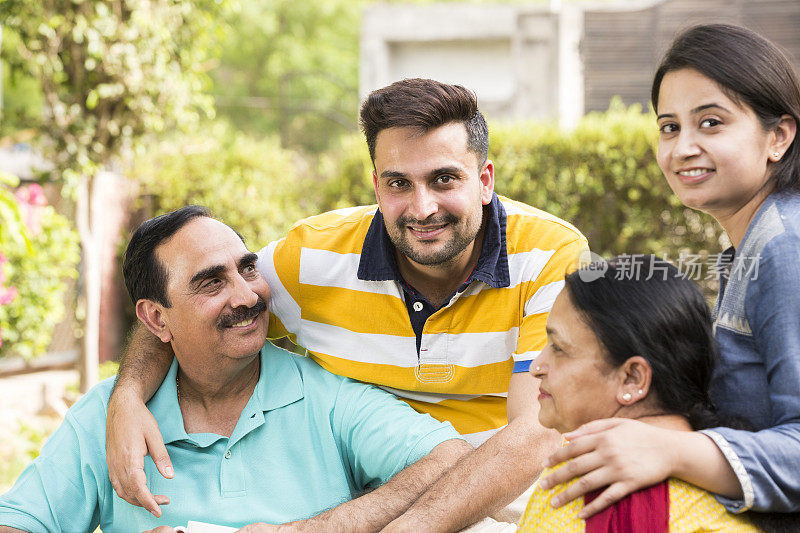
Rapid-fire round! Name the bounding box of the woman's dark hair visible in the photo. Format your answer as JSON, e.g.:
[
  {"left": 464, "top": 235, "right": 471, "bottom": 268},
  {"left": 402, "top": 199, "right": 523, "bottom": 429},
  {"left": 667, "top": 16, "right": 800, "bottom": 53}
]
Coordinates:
[
  {"left": 652, "top": 24, "right": 800, "bottom": 192},
  {"left": 565, "top": 255, "right": 718, "bottom": 430}
]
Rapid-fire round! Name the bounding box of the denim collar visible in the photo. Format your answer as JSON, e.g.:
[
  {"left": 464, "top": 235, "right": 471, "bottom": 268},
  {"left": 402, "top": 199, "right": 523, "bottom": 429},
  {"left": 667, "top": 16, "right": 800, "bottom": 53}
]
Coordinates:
[{"left": 356, "top": 193, "right": 510, "bottom": 288}]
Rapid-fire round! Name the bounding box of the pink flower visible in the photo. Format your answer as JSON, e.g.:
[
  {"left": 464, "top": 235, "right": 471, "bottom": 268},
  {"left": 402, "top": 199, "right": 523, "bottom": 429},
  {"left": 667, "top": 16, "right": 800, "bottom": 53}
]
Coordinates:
[
  {"left": 0, "top": 286, "right": 16, "bottom": 305},
  {"left": 14, "top": 184, "right": 47, "bottom": 237}
]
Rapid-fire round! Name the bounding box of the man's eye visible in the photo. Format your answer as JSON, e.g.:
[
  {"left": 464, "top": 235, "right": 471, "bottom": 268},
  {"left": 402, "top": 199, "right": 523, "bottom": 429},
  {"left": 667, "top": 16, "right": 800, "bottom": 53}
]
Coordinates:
[
  {"left": 436, "top": 175, "right": 455, "bottom": 184},
  {"left": 388, "top": 179, "right": 407, "bottom": 189},
  {"left": 203, "top": 279, "right": 222, "bottom": 290},
  {"left": 243, "top": 264, "right": 256, "bottom": 273}
]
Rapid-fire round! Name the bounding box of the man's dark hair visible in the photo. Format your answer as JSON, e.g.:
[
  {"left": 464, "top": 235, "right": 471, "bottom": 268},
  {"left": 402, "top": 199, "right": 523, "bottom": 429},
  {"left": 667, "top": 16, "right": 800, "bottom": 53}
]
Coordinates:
[
  {"left": 359, "top": 78, "right": 489, "bottom": 167},
  {"left": 565, "top": 255, "right": 719, "bottom": 431},
  {"left": 652, "top": 24, "right": 800, "bottom": 192},
  {"left": 123, "top": 205, "right": 212, "bottom": 308}
]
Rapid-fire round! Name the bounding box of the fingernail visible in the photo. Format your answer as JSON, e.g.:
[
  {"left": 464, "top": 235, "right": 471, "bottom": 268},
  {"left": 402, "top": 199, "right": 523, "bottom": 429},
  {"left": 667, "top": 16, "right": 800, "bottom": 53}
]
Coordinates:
[
  {"left": 539, "top": 479, "right": 550, "bottom": 490},
  {"left": 551, "top": 497, "right": 561, "bottom": 508},
  {"left": 165, "top": 466, "right": 174, "bottom": 477},
  {"left": 578, "top": 511, "right": 587, "bottom": 519},
  {"left": 542, "top": 458, "right": 552, "bottom": 468}
]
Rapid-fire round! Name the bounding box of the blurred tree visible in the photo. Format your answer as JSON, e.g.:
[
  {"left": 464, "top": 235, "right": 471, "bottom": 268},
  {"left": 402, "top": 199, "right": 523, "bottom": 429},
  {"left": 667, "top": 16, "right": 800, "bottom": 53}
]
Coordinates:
[
  {"left": 211, "top": 0, "right": 366, "bottom": 153},
  {"left": 1, "top": 0, "right": 225, "bottom": 391}
]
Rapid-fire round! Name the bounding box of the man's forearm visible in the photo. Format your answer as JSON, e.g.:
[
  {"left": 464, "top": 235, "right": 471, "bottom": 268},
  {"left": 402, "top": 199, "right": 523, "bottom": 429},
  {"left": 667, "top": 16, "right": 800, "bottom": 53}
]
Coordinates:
[
  {"left": 384, "top": 415, "right": 560, "bottom": 532},
  {"left": 286, "top": 439, "right": 471, "bottom": 533},
  {"left": 0, "top": 526, "right": 29, "bottom": 532},
  {"left": 113, "top": 322, "right": 174, "bottom": 402}
]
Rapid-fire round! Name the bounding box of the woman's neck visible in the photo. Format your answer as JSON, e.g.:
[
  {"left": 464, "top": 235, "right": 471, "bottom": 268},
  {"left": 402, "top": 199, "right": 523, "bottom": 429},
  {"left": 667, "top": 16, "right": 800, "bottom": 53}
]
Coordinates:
[{"left": 633, "top": 413, "right": 693, "bottom": 432}]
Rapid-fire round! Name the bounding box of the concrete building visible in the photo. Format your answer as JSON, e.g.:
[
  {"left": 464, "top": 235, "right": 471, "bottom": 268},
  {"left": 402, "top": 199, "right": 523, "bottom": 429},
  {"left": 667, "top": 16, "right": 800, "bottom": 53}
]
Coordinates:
[{"left": 360, "top": 0, "right": 800, "bottom": 127}]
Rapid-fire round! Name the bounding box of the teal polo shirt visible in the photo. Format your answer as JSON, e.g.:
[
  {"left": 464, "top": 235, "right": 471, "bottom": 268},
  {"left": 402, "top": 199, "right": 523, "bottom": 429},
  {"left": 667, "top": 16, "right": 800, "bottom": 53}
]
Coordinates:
[{"left": 0, "top": 343, "right": 461, "bottom": 532}]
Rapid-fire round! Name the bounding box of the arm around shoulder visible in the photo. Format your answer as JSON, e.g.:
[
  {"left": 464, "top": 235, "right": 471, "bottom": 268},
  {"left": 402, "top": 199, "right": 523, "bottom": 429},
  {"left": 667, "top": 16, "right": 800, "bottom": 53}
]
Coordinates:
[{"left": 105, "top": 322, "right": 175, "bottom": 516}]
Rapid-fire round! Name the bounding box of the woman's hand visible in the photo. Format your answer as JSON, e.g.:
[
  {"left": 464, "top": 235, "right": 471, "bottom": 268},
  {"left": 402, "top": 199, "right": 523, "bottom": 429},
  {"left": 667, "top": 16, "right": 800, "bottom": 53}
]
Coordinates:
[{"left": 539, "top": 418, "right": 678, "bottom": 518}]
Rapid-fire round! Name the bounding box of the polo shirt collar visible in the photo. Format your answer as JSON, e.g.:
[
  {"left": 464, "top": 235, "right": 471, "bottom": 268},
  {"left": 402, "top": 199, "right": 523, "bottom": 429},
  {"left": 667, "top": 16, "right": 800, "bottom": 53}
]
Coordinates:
[
  {"left": 356, "top": 192, "right": 510, "bottom": 288},
  {"left": 147, "top": 343, "right": 304, "bottom": 445}
]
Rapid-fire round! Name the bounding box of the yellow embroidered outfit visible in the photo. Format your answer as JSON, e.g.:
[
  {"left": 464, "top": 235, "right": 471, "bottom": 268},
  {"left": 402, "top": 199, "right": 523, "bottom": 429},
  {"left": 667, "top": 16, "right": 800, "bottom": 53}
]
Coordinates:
[{"left": 518, "top": 464, "right": 760, "bottom": 532}]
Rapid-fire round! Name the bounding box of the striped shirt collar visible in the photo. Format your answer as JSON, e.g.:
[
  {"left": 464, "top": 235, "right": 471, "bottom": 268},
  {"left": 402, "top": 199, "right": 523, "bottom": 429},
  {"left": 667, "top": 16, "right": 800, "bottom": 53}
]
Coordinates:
[{"left": 357, "top": 192, "right": 510, "bottom": 288}]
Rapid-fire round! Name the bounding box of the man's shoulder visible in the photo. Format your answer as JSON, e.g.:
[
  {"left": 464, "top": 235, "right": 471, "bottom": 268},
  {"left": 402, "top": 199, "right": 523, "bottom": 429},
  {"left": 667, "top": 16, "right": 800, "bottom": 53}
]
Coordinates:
[
  {"left": 289, "top": 205, "right": 378, "bottom": 235},
  {"left": 68, "top": 377, "right": 116, "bottom": 419},
  {"left": 499, "top": 196, "right": 587, "bottom": 250}
]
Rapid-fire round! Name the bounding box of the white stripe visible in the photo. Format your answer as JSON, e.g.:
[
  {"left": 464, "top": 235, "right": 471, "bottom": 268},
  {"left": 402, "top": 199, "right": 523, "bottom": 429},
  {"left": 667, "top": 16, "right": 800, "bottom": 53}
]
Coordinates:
[
  {"left": 299, "top": 248, "right": 402, "bottom": 298},
  {"left": 512, "top": 350, "right": 541, "bottom": 363},
  {"left": 524, "top": 280, "right": 564, "bottom": 316},
  {"left": 292, "top": 320, "right": 518, "bottom": 368},
  {"left": 379, "top": 386, "right": 482, "bottom": 404},
  {"left": 463, "top": 427, "right": 502, "bottom": 447},
  {"left": 258, "top": 241, "right": 302, "bottom": 333},
  {"left": 507, "top": 249, "right": 557, "bottom": 288},
  {"left": 380, "top": 386, "right": 508, "bottom": 404}
]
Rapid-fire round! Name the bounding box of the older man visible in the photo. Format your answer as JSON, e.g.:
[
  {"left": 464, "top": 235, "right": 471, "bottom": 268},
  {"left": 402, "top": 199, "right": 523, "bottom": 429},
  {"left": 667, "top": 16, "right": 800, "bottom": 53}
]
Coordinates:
[
  {"left": 0, "top": 207, "right": 468, "bottom": 532},
  {"left": 108, "top": 79, "right": 588, "bottom": 530}
]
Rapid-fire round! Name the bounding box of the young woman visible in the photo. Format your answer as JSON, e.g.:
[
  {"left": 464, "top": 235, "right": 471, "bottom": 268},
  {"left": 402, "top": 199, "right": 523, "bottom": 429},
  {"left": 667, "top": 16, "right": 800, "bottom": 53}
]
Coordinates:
[
  {"left": 538, "top": 23, "right": 800, "bottom": 518},
  {"left": 517, "top": 256, "right": 757, "bottom": 531}
]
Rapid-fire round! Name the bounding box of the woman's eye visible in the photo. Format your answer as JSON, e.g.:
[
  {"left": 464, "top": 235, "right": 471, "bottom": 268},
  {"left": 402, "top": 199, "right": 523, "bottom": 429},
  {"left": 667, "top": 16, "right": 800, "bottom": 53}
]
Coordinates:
[
  {"left": 659, "top": 123, "right": 678, "bottom": 134},
  {"left": 700, "top": 118, "right": 721, "bottom": 128}
]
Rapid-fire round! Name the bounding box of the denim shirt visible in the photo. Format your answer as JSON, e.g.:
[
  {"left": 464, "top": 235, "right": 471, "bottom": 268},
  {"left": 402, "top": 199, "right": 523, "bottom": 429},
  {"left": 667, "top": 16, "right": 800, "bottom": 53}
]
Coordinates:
[{"left": 700, "top": 191, "right": 800, "bottom": 513}]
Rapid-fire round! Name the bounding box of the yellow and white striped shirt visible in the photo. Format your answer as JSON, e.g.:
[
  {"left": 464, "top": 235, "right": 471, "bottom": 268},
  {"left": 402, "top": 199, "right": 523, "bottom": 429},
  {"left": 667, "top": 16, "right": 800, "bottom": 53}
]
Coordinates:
[{"left": 258, "top": 195, "right": 587, "bottom": 445}]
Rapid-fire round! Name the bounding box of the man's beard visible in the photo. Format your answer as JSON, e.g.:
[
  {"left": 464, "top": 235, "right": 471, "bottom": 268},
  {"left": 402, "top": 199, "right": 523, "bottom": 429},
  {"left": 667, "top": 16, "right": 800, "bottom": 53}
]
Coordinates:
[{"left": 389, "top": 212, "right": 481, "bottom": 266}]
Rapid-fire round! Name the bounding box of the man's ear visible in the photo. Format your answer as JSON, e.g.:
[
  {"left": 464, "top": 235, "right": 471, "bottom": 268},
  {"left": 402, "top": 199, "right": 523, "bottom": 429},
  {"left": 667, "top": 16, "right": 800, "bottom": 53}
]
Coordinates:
[
  {"left": 372, "top": 169, "right": 381, "bottom": 205},
  {"left": 616, "top": 355, "right": 652, "bottom": 406},
  {"left": 480, "top": 159, "right": 495, "bottom": 205},
  {"left": 136, "top": 299, "right": 172, "bottom": 343}
]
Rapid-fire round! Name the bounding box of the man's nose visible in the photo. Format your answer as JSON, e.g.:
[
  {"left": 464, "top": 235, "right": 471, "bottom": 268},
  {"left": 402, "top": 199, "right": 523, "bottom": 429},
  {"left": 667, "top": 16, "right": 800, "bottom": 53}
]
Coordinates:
[
  {"left": 230, "top": 274, "right": 259, "bottom": 308},
  {"left": 408, "top": 186, "right": 438, "bottom": 222}
]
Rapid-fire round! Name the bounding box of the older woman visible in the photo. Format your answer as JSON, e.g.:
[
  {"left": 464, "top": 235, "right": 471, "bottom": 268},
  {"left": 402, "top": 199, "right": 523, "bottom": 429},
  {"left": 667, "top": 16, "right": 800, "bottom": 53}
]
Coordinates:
[
  {"left": 517, "top": 256, "right": 757, "bottom": 532},
  {"left": 538, "top": 23, "right": 800, "bottom": 521}
]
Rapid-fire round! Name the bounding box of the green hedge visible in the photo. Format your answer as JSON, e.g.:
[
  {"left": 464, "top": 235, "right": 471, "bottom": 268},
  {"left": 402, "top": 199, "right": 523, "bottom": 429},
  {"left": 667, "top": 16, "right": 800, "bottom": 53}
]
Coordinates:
[
  {"left": 132, "top": 121, "right": 309, "bottom": 247},
  {"left": 313, "top": 100, "right": 724, "bottom": 260}
]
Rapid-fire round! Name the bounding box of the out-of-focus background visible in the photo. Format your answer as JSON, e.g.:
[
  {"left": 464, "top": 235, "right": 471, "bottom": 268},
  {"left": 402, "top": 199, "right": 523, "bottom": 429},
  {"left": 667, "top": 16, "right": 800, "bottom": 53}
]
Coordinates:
[{"left": 1, "top": 0, "right": 798, "bottom": 491}]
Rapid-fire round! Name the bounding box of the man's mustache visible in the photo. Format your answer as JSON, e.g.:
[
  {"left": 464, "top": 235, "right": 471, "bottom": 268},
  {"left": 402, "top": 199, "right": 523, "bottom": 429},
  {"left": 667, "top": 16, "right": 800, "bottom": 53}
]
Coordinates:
[
  {"left": 395, "top": 213, "right": 458, "bottom": 228},
  {"left": 217, "top": 298, "right": 268, "bottom": 329}
]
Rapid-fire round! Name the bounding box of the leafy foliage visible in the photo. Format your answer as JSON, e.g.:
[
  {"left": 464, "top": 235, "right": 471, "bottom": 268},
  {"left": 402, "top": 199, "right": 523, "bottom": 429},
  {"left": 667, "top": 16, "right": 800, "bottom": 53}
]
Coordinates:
[
  {"left": 0, "top": 177, "right": 80, "bottom": 359},
  {"left": 1, "top": 0, "right": 223, "bottom": 188},
  {"left": 131, "top": 121, "right": 309, "bottom": 247},
  {"left": 210, "top": 0, "right": 366, "bottom": 153}
]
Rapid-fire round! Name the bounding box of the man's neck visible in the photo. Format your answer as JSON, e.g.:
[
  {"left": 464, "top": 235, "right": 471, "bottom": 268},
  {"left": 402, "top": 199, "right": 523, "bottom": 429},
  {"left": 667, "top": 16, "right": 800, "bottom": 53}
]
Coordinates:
[
  {"left": 176, "top": 355, "right": 260, "bottom": 437},
  {"left": 396, "top": 224, "right": 485, "bottom": 309}
]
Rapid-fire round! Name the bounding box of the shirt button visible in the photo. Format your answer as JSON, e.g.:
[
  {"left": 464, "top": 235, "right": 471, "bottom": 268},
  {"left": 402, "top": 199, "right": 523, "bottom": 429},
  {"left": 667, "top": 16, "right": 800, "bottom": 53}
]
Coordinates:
[
  {"left": 225, "top": 450, "right": 232, "bottom": 459},
  {"left": 413, "top": 301, "right": 423, "bottom": 312}
]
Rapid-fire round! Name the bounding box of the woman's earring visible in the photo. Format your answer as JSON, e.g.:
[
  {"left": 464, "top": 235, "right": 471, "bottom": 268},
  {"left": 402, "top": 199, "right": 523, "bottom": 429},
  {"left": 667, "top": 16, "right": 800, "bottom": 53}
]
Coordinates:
[
  {"left": 622, "top": 392, "right": 632, "bottom": 402},
  {"left": 773, "top": 151, "right": 781, "bottom": 160}
]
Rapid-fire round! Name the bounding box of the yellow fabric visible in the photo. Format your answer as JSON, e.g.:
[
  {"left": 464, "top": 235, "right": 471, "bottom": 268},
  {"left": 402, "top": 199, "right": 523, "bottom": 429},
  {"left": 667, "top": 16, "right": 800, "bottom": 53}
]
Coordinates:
[
  {"left": 262, "top": 197, "right": 587, "bottom": 438},
  {"left": 518, "top": 465, "right": 760, "bottom": 532}
]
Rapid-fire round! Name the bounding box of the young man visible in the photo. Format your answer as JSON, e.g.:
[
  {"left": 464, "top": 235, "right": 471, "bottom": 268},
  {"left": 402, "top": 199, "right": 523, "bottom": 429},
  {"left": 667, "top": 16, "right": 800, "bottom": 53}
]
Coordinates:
[
  {"left": 0, "top": 207, "right": 468, "bottom": 532},
  {"left": 107, "top": 79, "right": 588, "bottom": 531}
]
